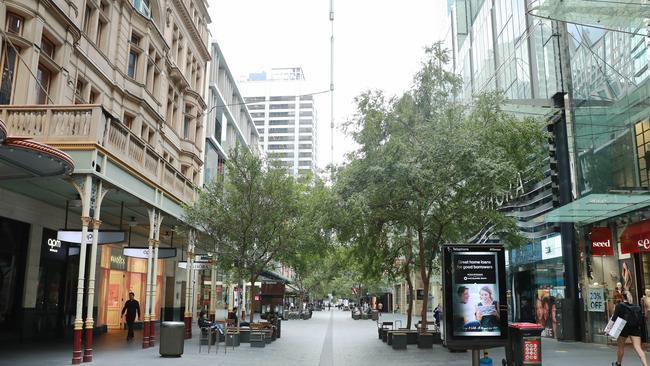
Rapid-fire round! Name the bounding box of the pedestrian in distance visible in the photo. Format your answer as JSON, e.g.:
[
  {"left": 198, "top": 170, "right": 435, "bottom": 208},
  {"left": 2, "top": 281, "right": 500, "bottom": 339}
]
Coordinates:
[
  {"left": 121, "top": 292, "right": 140, "bottom": 341},
  {"left": 611, "top": 290, "right": 647, "bottom": 366}
]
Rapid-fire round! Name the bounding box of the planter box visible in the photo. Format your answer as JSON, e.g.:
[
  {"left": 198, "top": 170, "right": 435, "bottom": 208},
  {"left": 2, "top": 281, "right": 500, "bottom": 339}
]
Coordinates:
[
  {"left": 392, "top": 333, "right": 407, "bottom": 350},
  {"left": 417, "top": 333, "right": 434, "bottom": 349}
]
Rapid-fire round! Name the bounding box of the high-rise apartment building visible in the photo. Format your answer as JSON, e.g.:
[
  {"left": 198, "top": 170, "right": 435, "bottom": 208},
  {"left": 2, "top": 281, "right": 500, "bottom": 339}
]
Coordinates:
[{"left": 239, "top": 67, "right": 318, "bottom": 177}]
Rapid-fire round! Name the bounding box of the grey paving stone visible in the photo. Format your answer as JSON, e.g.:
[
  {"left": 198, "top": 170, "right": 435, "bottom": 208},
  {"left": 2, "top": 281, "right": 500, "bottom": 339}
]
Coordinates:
[{"left": 0, "top": 310, "right": 643, "bottom": 365}]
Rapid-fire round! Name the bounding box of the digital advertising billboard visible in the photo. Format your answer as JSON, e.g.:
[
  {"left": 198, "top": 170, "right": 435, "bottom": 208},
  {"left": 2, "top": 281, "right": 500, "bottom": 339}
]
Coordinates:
[{"left": 443, "top": 244, "right": 507, "bottom": 349}]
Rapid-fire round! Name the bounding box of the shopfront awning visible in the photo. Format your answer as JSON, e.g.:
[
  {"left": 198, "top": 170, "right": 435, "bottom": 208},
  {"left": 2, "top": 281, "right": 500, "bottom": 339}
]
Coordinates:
[
  {"left": 260, "top": 269, "right": 291, "bottom": 284},
  {"left": 529, "top": 0, "right": 650, "bottom": 33},
  {"left": 543, "top": 193, "right": 650, "bottom": 225},
  {"left": 0, "top": 119, "right": 74, "bottom": 180}
]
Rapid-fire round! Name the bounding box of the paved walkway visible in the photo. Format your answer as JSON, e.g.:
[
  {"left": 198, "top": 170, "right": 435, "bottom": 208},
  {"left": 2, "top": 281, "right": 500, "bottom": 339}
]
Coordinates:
[{"left": 0, "top": 310, "right": 644, "bottom": 365}]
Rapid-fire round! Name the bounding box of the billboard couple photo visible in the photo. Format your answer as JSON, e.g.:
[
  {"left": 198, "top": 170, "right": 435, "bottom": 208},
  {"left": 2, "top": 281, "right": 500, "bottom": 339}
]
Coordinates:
[
  {"left": 454, "top": 284, "right": 500, "bottom": 333},
  {"left": 450, "top": 251, "right": 502, "bottom": 337}
]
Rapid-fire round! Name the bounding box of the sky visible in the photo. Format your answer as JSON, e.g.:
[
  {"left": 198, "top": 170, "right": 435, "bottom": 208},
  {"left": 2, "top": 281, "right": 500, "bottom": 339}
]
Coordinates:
[{"left": 209, "top": 0, "right": 450, "bottom": 169}]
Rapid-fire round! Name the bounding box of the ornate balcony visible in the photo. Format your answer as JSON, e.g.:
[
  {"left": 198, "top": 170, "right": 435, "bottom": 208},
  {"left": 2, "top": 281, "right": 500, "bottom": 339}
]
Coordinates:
[{"left": 0, "top": 104, "right": 197, "bottom": 204}]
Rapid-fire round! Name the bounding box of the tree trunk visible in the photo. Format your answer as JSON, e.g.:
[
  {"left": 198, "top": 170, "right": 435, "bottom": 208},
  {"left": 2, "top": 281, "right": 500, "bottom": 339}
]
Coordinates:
[
  {"left": 249, "top": 274, "right": 259, "bottom": 323},
  {"left": 405, "top": 268, "right": 414, "bottom": 330},
  {"left": 404, "top": 232, "right": 415, "bottom": 329},
  {"left": 417, "top": 226, "right": 429, "bottom": 334}
]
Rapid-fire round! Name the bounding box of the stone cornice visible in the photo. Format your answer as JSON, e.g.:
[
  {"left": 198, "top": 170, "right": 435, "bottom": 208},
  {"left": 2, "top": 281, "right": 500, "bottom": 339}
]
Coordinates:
[
  {"left": 42, "top": 0, "right": 82, "bottom": 43},
  {"left": 172, "top": 0, "right": 210, "bottom": 61}
]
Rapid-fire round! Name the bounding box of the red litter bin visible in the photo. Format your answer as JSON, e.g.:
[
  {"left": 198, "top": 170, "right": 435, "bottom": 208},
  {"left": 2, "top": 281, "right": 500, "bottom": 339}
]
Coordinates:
[{"left": 503, "top": 322, "right": 543, "bottom": 366}]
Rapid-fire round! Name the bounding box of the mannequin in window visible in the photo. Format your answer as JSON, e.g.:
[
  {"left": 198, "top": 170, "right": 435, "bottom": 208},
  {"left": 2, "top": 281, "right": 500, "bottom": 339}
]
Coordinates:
[
  {"left": 622, "top": 262, "right": 633, "bottom": 291},
  {"left": 642, "top": 289, "right": 650, "bottom": 316},
  {"left": 614, "top": 282, "right": 625, "bottom": 304}
]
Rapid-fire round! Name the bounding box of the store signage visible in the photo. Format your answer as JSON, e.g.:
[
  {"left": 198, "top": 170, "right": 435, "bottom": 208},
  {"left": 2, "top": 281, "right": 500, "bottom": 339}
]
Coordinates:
[
  {"left": 442, "top": 244, "right": 507, "bottom": 349},
  {"left": 195, "top": 255, "right": 213, "bottom": 262},
  {"left": 57, "top": 230, "right": 125, "bottom": 244},
  {"left": 587, "top": 287, "right": 605, "bottom": 312},
  {"left": 177, "top": 261, "right": 211, "bottom": 270},
  {"left": 590, "top": 227, "right": 614, "bottom": 256},
  {"left": 620, "top": 219, "right": 650, "bottom": 254},
  {"left": 541, "top": 235, "right": 562, "bottom": 260},
  {"left": 110, "top": 247, "right": 128, "bottom": 271},
  {"left": 123, "top": 247, "right": 177, "bottom": 259},
  {"left": 47, "top": 238, "right": 62, "bottom": 253}
]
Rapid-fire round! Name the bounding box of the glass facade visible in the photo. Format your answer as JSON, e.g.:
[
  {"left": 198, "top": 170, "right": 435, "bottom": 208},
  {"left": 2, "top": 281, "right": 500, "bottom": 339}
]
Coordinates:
[{"left": 568, "top": 23, "right": 649, "bottom": 195}]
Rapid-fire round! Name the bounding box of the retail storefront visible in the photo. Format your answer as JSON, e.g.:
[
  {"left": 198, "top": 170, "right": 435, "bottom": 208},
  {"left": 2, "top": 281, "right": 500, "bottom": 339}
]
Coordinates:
[
  {"left": 97, "top": 245, "right": 164, "bottom": 330},
  {"left": 580, "top": 220, "right": 650, "bottom": 343},
  {"left": 507, "top": 235, "right": 565, "bottom": 338},
  {"left": 0, "top": 216, "right": 30, "bottom": 342}
]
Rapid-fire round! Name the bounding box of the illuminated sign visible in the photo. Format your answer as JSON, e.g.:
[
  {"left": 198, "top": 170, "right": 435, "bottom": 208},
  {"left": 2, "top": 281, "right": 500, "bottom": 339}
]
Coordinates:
[
  {"left": 57, "top": 230, "right": 125, "bottom": 244},
  {"left": 177, "top": 262, "right": 211, "bottom": 270},
  {"left": 443, "top": 244, "right": 507, "bottom": 349},
  {"left": 541, "top": 235, "right": 562, "bottom": 260},
  {"left": 48, "top": 238, "right": 62, "bottom": 253},
  {"left": 123, "top": 247, "right": 177, "bottom": 259}
]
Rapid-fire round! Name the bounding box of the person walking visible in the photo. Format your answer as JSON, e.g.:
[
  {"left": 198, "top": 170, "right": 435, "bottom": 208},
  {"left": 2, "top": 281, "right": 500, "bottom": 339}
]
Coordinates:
[
  {"left": 121, "top": 292, "right": 140, "bottom": 341},
  {"left": 611, "top": 291, "right": 647, "bottom": 366}
]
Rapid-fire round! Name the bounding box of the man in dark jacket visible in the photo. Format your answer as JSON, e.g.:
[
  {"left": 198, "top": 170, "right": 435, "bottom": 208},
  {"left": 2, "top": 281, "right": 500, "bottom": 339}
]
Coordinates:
[{"left": 121, "top": 292, "right": 140, "bottom": 341}]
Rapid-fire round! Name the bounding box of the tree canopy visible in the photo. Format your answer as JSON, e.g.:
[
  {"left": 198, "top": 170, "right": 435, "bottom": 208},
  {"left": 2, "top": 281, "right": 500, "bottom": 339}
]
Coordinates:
[{"left": 334, "top": 42, "right": 548, "bottom": 330}]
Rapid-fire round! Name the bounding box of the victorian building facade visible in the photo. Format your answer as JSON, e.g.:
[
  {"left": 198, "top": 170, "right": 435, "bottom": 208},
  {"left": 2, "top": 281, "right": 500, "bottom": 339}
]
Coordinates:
[{"left": 0, "top": 0, "right": 210, "bottom": 362}]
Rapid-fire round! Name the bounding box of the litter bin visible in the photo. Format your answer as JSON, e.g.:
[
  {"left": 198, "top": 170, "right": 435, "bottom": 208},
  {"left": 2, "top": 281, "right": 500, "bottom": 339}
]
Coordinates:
[
  {"left": 503, "top": 323, "right": 542, "bottom": 366},
  {"left": 160, "top": 321, "right": 185, "bottom": 357}
]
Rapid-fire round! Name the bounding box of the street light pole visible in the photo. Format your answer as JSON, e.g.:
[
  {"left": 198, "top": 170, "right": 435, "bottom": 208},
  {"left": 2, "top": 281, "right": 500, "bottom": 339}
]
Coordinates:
[{"left": 329, "top": 0, "right": 335, "bottom": 171}]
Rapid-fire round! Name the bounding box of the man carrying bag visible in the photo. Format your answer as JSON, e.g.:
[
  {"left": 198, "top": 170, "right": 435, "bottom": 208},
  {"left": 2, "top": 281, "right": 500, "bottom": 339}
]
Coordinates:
[{"left": 607, "top": 291, "right": 647, "bottom": 366}]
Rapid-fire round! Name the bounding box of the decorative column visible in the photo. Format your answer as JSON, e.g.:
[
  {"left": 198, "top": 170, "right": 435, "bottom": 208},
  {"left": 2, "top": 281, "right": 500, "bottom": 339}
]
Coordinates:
[
  {"left": 184, "top": 230, "right": 195, "bottom": 339},
  {"left": 71, "top": 176, "right": 93, "bottom": 365},
  {"left": 209, "top": 259, "right": 216, "bottom": 322},
  {"left": 142, "top": 209, "right": 156, "bottom": 348},
  {"left": 149, "top": 212, "right": 163, "bottom": 346},
  {"left": 83, "top": 180, "right": 109, "bottom": 362}
]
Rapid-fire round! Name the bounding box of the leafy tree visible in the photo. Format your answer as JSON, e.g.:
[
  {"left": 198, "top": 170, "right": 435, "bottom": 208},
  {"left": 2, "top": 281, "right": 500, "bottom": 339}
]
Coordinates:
[
  {"left": 184, "top": 146, "right": 300, "bottom": 323},
  {"left": 338, "top": 42, "right": 548, "bottom": 332}
]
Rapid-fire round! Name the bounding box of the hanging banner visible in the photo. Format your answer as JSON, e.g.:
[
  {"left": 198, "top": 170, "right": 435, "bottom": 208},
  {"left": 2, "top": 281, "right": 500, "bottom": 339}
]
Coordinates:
[
  {"left": 590, "top": 227, "right": 614, "bottom": 256},
  {"left": 123, "top": 247, "right": 177, "bottom": 259},
  {"left": 57, "top": 230, "right": 125, "bottom": 244},
  {"left": 177, "top": 261, "right": 211, "bottom": 270},
  {"left": 541, "top": 235, "right": 562, "bottom": 260}
]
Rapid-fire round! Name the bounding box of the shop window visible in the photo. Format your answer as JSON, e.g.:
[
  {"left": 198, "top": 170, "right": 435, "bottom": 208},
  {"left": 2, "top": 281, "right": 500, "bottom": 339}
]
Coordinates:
[
  {"left": 0, "top": 45, "right": 19, "bottom": 104},
  {"left": 35, "top": 64, "right": 51, "bottom": 104},
  {"left": 6, "top": 12, "right": 24, "bottom": 35}
]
